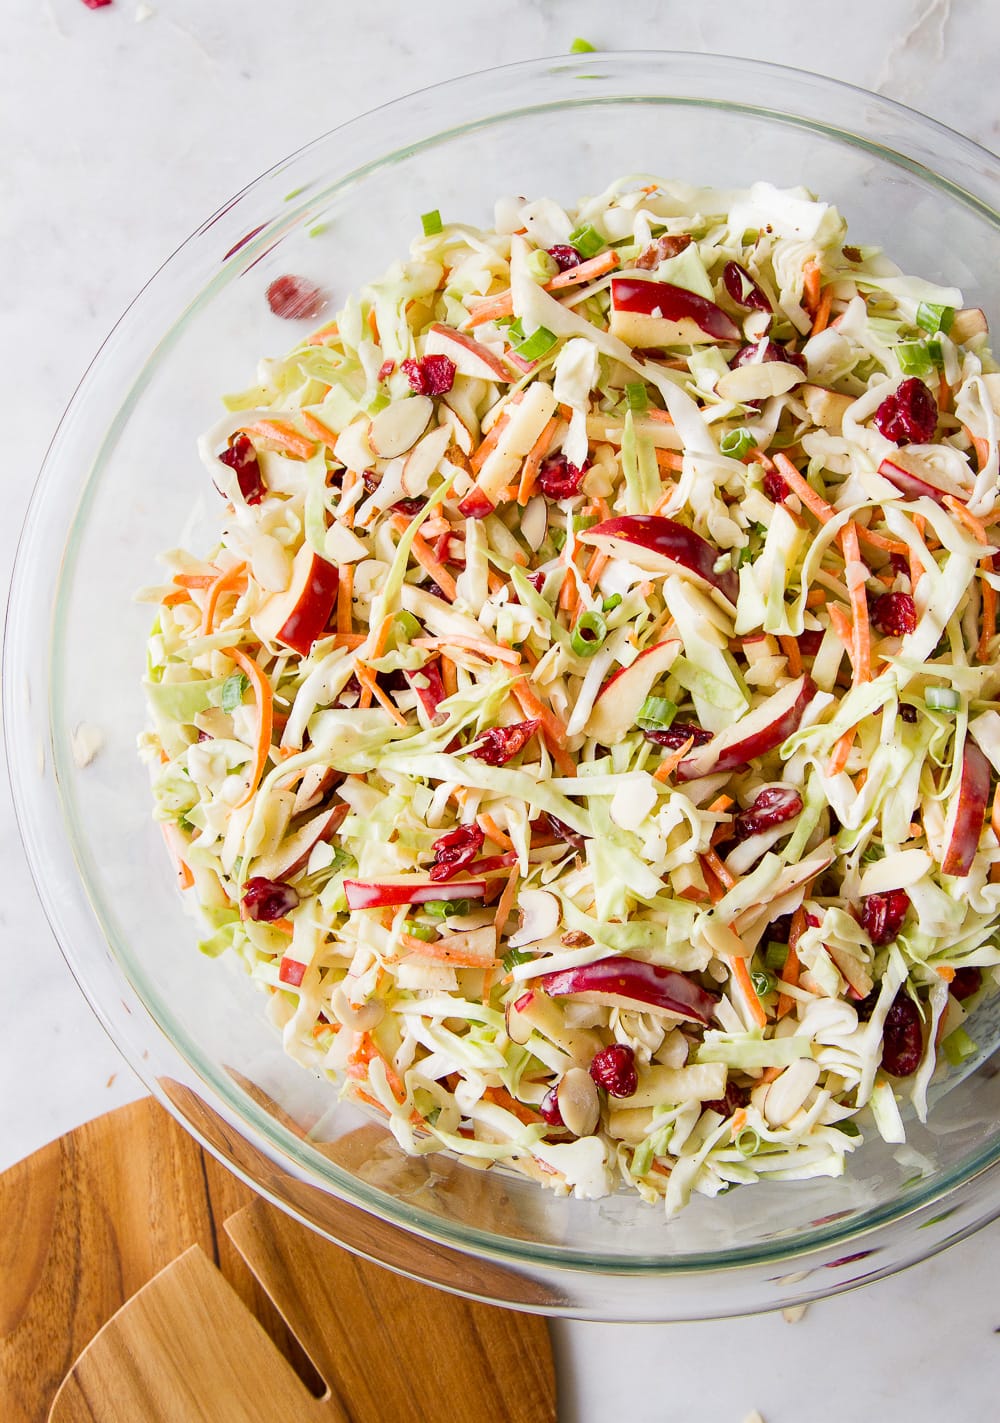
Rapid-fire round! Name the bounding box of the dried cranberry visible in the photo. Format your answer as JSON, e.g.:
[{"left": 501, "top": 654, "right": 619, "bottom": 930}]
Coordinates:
[
  {"left": 642, "top": 721, "right": 713, "bottom": 749},
  {"left": 704, "top": 1081, "right": 751, "bottom": 1116},
  {"left": 538, "top": 453, "right": 587, "bottom": 499},
  {"left": 634, "top": 234, "right": 692, "bottom": 269},
  {"left": 362, "top": 471, "right": 380, "bottom": 495},
  {"left": 401, "top": 355, "right": 456, "bottom": 396},
  {"left": 723, "top": 260, "right": 771, "bottom": 312},
  {"left": 218, "top": 432, "right": 266, "bottom": 505},
  {"left": 548, "top": 244, "right": 583, "bottom": 272},
  {"left": 242, "top": 877, "right": 300, "bottom": 922},
  {"left": 899, "top": 703, "right": 918, "bottom": 723},
  {"left": 545, "top": 812, "right": 587, "bottom": 852},
  {"left": 798, "top": 630, "right": 823, "bottom": 658},
  {"left": 527, "top": 571, "right": 547, "bottom": 593},
  {"left": 950, "top": 966, "right": 982, "bottom": 1000},
  {"left": 881, "top": 993, "right": 923, "bottom": 1077},
  {"left": 590, "top": 1043, "right": 638, "bottom": 1098},
  {"left": 874, "top": 377, "right": 937, "bottom": 445},
  {"left": 425, "top": 582, "right": 446, "bottom": 600},
  {"left": 539, "top": 1087, "right": 564, "bottom": 1126},
  {"left": 871, "top": 591, "right": 917, "bottom": 636},
  {"left": 265, "top": 274, "right": 326, "bottom": 320},
  {"left": 82, "top": 0, "right": 112, "bottom": 7},
  {"left": 393, "top": 496, "right": 425, "bottom": 516},
  {"left": 470, "top": 719, "right": 540, "bottom": 767},
  {"left": 731, "top": 339, "right": 807, "bottom": 373},
  {"left": 763, "top": 468, "right": 789, "bottom": 502},
  {"left": 860, "top": 889, "right": 911, "bottom": 946},
  {"left": 429, "top": 824, "right": 485, "bottom": 882},
  {"left": 734, "top": 787, "right": 803, "bottom": 840}
]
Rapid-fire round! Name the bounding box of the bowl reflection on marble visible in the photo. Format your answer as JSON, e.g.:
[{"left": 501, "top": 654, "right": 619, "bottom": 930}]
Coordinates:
[{"left": 8, "top": 53, "right": 1000, "bottom": 1320}]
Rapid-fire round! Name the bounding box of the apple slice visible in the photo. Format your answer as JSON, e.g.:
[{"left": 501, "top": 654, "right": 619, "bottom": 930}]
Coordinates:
[
  {"left": 405, "top": 660, "right": 447, "bottom": 722},
  {"left": 800, "top": 383, "right": 853, "bottom": 434},
  {"left": 676, "top": 674, "right": 816, "bottom": 782},
  {"left": 540, "top": 955, "right": 718, "bottom": 1025},
  {"left": 251, "top": 802, "right": 348, "bottom": 881},
  {"left": 367, "top": 396, "right": 433, "bottom": 458},
  {"left": 333, "top": 418, "right": 374, "bottom": 474},
  {"left": 291, "top": 764, "right": 338, "bottom": 815},
  {"left": 425, "top": 323, "right": 510, "bottom": 382},
  {"left": 878, "top": 450, "right": 972, "bottom": 506},
  {"left": 609, "top": 277, "right": 741, "bottom": 348},
  {"left": 251, "top": 543, "right": 339, "bottom": 656},
  {"left": 578, "top": 515, "right": 739, "bottom": 604},
  {"left": 344, "top": 876, "right": 487, "bottom": 910},
  {"left": 941, "top": 741, "right": 991, "bottom": 876},
  {"left": 468, "top": 382, "right": 558, "bottom": 506},
  {"left": 585, "top": 637, "right": 681, "bottom": 744},
  {"left": 401, "top": 422, "right": 452, "bottom": 497},
  {"left": 950, "top": 307, "right": 988, "bottom": 344}
]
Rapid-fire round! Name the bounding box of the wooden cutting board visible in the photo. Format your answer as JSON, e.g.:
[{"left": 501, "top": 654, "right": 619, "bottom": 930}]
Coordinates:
[{"left": 0, "top": 1097, "right": 556, "bottom": 1423}]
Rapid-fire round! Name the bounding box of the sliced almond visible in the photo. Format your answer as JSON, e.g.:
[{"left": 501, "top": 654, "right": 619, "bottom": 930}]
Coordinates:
[
  {"left": 368, "top": 395, "right": 433, "bottom": 458},
  {"left": 333, "top": 418, "right": 373, "bottom": 472},
  {"left": 400, "top": 422, "right": 452, "bottom": 496},
  {"left": 556, "top": 1067, "right": 600, "bottom": 1137},
  {"left": 716, "top": 361, "right": 805, "bottom": 403}
]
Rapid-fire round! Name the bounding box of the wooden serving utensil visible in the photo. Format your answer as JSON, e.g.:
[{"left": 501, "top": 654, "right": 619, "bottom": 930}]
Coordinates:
[{"left": 0, "top": 1098, "right": 556, "bottom": 1423}]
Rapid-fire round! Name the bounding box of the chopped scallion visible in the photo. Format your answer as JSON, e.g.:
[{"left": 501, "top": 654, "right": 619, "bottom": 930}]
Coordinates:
[
  {"left": 220, "top": 672, "right": 249, "bottom": 713},
  {"left": 925, "top": 686, "right": 961, "bottom": 712},
  {"left": 514, "top": 325, "right": 558, "bottom": 361},
  {"left": 424, "top": 898, "right": 473, "bottom": 919},
  {"left": 503, "top": 946, "right": 534, "bottom": 972},
  {"left": 567, "top": 223, "right": 605, "bottom": 259},
  {"left": 896, "top": 341, "right": 934, "bottom": 377},
  {"left": 420, "top": 209, "right": 443, "bottom": 236},
  {"left": 719, "top": 427, "right": 758, "bottom": 458},
  {"left": 942, "top": 1025, "right": 977, "bottom": 1067},
  {"left": 404, "top": 921, "right": 437, "bottom": 942},
  {"left": 571, "top": 609, "right": 607, "bottom": 658},
  {"left": 636, "top": 696, "right": 677, "bottom": 731},
  {"left": 570, "top": 36, "right": 597, "bottom": 52},
  {"left": 625, "top": 381, "right": 648, "bottom": 413},
  {"left": 751, "top": 969, "right": 776, "bottom": 998},
  {"left": 916, "top": 301, "right": 955, "bottom": 336},
  {"left": 602, "top": 593, "right": 623, "bottom": 614},
  {"left": 764, "top": 941, "right": 789, "bottom": 973}
]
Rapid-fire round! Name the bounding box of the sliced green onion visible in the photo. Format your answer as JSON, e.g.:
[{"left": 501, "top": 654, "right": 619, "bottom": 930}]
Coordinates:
[
  {"left": 925, "top": 686, "right": 961, "bottom": 712},
  {"left": 942, "top": 1025, "right": 977, "bottom": 1067},
  {"left": 735, "top": 545, "right": 754, "bottom": 568},
  {"left": 567, "top": 223, "right": 605, "bottom": 259},
  {"left": 636, "top": 696, "right": 677, "bottom": 731},
  {"left": 404, "top": 921, "right": 437, "bottom": 942},
  {"left": 751, "top": 969, "right": 776, "bottom": 998},
  {"left": 570, "top": 36, "right": 597, "bottom": 52},
  {"left": 390, "top": 610, "right": 422, "bottom": 646},
  {"left": 527, "top": 247, "right": 559, "bottom": 283},
  {"left": 834, "top": 1119, "right": 861, "bottom": 1138},
  {"left": 503, "top": 946, "right": 534, "bottom": 972},
  {"left": 916, "top": 301, "right": 955, "bottom": 336},
  {"left": 513, "top": 325, "right": 558, "bottom": 362},
  {"left": 927, "top": 337, "right": 945, "bottom": 368},
  {"left": 420, "top": 209, "right": 443, "bottom": 236},
  {"left": 572, "top": 512, "right": 599, "bottom": 533},
  {"left": 719, "top": 427, "right": 758, "bottom": 458},
  {"left": 602, "top": 593, "right": 623, "bottom": 614},
  {"left": 896, "top": 341, "right": 935, "bottom": 377},
  {"left": 625, "top": 381, "right": 648, "bottom": 414},
  {"left": 764, "top": 941, "right": 789, "bottom": 973},
  {"left": 734, "top": 1126, "right": 761, "bottom": 1156},
  {"left": 550, "top": 527, "right": 567, "bottom": 552},
  {"left": 220, "top": 672, "right": 249, "bottom": 713},
  {"left": 571, "top": 610, "right": 608, "bottom": 658},
  {"left": 423, "top": 898, "right": 473, "bottom": 919}
]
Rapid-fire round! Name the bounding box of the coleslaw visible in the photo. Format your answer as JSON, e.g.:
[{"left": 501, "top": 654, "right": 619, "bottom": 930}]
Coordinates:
[{"left": 140, "top": 177, "right": 1000, "bottom": 1209}]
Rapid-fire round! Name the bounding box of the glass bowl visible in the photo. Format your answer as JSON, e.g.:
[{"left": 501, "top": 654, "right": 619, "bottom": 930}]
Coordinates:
[{"left": 8, "top": 52, "right": 1000, "bottom": 1321}]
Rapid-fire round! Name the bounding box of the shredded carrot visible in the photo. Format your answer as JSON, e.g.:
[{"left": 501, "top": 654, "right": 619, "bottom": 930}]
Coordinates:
[
  {"left": 559, "top": 563, "right": 580, "bottom": 617},
  {"left": 468, "top": 251, "right": 622, "bottom": 327},
  {"left": 853, "top": 768, "right": 868, "bottom": 794},
  {"left": 909, "top": 514, "right": 926, "bottom": 591},
  {"left": 584, "top": 547, "right": 609, "bottom": 589},
  {"left": 654, "top": 735, "right": 695, "bottom": 783},
  {"left": 805, "top": 588, "right": 827, "bottom": 608},
  {"left": 516, "top": 415, "right": 559, "bottom": 505},
  {"left": 399, "top": 933, "right": 495, "bottom": 969},
  {"left": 337, "top": 564, "right": 354, "bottom": 635},
  {"left": 778, "top": 634, "right": 802, "bottom": 677},
  {"left": 772, "top": 452, "right": 836, "bottom": 525},
  {"left": 811, "top": 285, "right": 833, "bottom": 335},
  {"left": 701, "top": 845, "right": 736, "bottom": 890},
  {"left": 401, "top": 526, "right": 458, "bottom": 603},
  {"left": 477, "top": 812, "right": 515, "bottom": 852},
  {"left": 440, "top": 655, "right": 458, "bottom": 698},
  {"left": 992, "top": 782, "right": 1000, "bottom": 843},
  {"left": 481, "top": 1084, "right": 541, "bottom": 1126},
  {"left": 654, "top": 448, "right": 684, "bottom": 472},
  {"left": 223, "top": 647, "right": 274, "bottom": 809},
  {"left": 842, "top": 521, "right": 871, "bottom": 684},
  {"left": 730, "top": 954, "right": 768, "bottom": 1030},
  {"left": 470, "top": 413, "right": 511, "bottom": 472},
  {"left": 855, "top": 524, "right": 909, "bottom": 557},
  {"left": 200, "top": 560, "right": 248, "bottom": 635},
  {"left": 802, "top": 260, "right": 822, "bottom": 318},
  {"left": 466, "top": 292, "right": 516, "bottom": 327},
  {"left": 331, "top": 633, "right": 366, "bottom": 649},
  {"left": 355, "top": 664, "right": 408, "bottom": 727},
  {"left": 241, "top": 419, "right": 316, "bottom": 461},
  {"left": 300, "top": 411, "right": 339, "bottom": 448},
  {"left": 643, "top": 409, "right": 675, "bottom": 426},
  {"left": 944, "top": 494, "right": 989, "bottom": 544},
  {"left": 826, "top": 725, "right": 857, "bottom": 776},
  {"left": 778, "top": 909, "right": 806, "bottom": 1019},
  {"left": 270, "top": 918, "right": 295, "bottom": 935},
  {"left": 707, "top": 794, "right": 735, "bottom": 815},
  {"left": 730, "top": 1107, "right": 749, "bottom": 1138},
  {"left": 493, "top": 866, "right": 521, "bottom": 935},
  {"left": 935, "top": 964, "right": 956, "bottom": 983},
  {"left": 980, "top": 558, "right": 997, "bottom": 662},
  {"left": 412, "top": 635, "right": 520, "bottom": 666},
  {"left": 827, "top": 602, "right": 854, "bottom": 650},
  {"left": 338, "top": 468, "right": 359, "bottom": 530},
  {"left": 512, "top": 679, "right": 575, "bottom": 776},
  {"left": 172, "top": 571, "right": 218, "bottom": 589},
  {"left": 962, "top": 422, "right": 991, "bottom": 473},
  {"left": 698, "top": 856, "right": 726, "bottom": 904},
  {"left": 306, "top": 320, "right": 339, "bottom": 346},
  {"left": 161, "top": 588, "right": 191, "bottom": 607},
  {"left": 366, "top": 307, "right": 379, "bottom": 343},
  {"left": 348, "top": 1031, "right": 406, "bottom": 1104},
  {"left": 760, "top": 1064, "right": 785, "bottom": 1084},
  {"left": 161, "top": 824, "right": 194, "bottom": 891}
]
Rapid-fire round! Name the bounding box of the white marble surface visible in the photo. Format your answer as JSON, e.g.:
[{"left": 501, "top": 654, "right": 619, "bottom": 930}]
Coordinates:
[{"left": 4, "top": 2, "right": 1000, "bottom": 1418}]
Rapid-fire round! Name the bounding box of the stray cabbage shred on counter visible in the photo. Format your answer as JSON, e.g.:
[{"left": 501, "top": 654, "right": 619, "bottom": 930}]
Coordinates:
[{"left": 140, "top": 177, "right": 1000, "bottom": 1211}]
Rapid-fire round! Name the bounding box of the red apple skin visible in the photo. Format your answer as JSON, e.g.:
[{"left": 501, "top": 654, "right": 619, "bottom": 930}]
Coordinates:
[
  {"left": 457, "top": 486, "right": 495, "bottom": 519},
  {"left": 426, "top": 323, "right": 509, "bottom": 381},
  {"left": 676, "top": 674, "right": 816, "bottom": 782},
  {"left": 580, "top": 515, "right": 739, "bottom": 604},
  {"left": 344, "top": 878, "right": 487, "bottom": 910},
  {"left": 611, "top": 278, "right": 742, "bottom": 344},
  {"left": 281, "top": 556, "right": 339, "bottom": 654},
  {"left": 541, "top": 956, "right": 718, "bottom": 1025},
  {"left": 941, "top": 742, "right": 991, "bottom": 876},
  {"left": 878, "top": 456, "right": 948, "bottom": 505}
]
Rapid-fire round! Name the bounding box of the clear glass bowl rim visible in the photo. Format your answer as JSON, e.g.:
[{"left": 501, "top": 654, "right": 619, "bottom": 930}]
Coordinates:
[{"left": 8, "top": 50, "right": 1000, "bottom": 1302}]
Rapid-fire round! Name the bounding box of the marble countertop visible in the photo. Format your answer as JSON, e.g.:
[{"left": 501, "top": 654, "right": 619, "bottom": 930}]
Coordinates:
[{"left": 4, "top": 2, "right": 1000, "bottom": 1418}]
